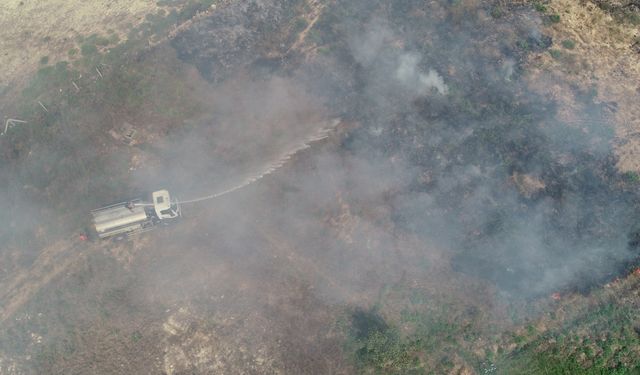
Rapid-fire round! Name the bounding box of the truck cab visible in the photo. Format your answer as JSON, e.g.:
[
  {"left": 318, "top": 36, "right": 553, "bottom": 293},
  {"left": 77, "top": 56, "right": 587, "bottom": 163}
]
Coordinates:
[{"left": 152, "top": 190, "right": 180, "bottom": 219}]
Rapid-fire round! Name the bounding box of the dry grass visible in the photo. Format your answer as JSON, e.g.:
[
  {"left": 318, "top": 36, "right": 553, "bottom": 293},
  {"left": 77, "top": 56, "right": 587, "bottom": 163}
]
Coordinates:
[
  {"left": 0, "top": 0, "right": 161, "bottom": 87},
  {"left": 525, "top": 0, "right": 640, "bottom": 172}
]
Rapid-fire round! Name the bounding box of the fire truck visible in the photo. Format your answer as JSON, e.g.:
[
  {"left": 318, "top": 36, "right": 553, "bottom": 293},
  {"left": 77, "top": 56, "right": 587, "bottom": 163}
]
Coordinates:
[{"left": 91, "top": 189, "right": 180, "bottom": 240}]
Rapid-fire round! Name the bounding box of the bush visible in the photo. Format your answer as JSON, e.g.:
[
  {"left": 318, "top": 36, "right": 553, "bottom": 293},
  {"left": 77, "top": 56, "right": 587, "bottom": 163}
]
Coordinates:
[
  {"left": 548, "top": 14, "right": 561, "bottom": 23},
  {"left": 561, "top": 39, "right": 575, "bottom": 49},
  {"left": 593, "top": 0, "right": 640, "bottom": 25},
  {"left": 80, "top": 43, "right": 98, "bottom": 56},
  {"left": 516, "top": 40, "right": 530, "bottom": 51},
  {"left": 534, "top": 2, "right": 547, "bottom": 12},
  {"left": 346, "top": 309, "right": 421, "bottom": 372},
  {"left": 622, "top": 171, "right": 640, "bottom": 184}
]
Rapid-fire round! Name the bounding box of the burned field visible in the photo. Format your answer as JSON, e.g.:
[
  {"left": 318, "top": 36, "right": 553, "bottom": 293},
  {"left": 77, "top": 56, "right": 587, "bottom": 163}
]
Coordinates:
[{"left": 2, "top": 0, "right": 640, "bottom": 374}]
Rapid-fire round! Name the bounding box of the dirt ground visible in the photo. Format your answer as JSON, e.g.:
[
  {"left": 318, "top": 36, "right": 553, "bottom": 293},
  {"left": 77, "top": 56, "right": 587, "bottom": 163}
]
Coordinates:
[{"left": 0, "top": 0, "right": 160, "bottom": 87}]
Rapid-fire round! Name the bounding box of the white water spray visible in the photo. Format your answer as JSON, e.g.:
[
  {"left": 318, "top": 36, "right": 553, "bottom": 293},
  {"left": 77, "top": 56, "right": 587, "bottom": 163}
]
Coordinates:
[{"left": 173, "top": 119, "right": 340, "bottom": 205}]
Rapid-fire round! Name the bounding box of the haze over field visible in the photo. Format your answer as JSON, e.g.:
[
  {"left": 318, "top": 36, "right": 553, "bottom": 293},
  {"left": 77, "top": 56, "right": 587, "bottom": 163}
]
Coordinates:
[{"left": 1, "top": 0, "right": 640, "bottom": 374}]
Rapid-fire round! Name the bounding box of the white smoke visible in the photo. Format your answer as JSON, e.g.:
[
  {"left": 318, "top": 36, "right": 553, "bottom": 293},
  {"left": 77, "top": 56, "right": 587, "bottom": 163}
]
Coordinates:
[
  {"left": 349, "top": 18, "right": 393, "bottom": 67},
  {"left": 395, "top": 53, "right": 448, "bottom": 96}
]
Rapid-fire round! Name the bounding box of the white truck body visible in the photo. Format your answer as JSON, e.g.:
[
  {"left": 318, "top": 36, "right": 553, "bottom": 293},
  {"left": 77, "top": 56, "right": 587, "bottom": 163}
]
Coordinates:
[{"left": 91, "top": 190, "right": 180, "bottom": 239}]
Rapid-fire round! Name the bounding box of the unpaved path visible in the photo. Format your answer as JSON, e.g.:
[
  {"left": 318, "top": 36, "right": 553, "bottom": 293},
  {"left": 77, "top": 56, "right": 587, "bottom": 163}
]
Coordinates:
[{"left": 286, "top": 0, "right": 328, "bottom": 56}]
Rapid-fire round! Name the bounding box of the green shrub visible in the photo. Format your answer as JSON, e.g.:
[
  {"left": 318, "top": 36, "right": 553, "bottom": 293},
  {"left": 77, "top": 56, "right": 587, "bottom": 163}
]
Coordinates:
[
  {"left": 548, "top": 14, "right": 561, "bottom": 23},
  {"left": 355, "top": 329, "right": 416, "bottom": 371},
  {"left": 491, "top": 6, "right": 504, "bottom": 18},
  {"left": 622, "top": 171, "right": 640, "bottom": 184},
  {"left": 84, "top": 33, "right": 111, "bottom": 46},
  {"left": 516, "top": 40, "right": 530, "bottom": 51},
  {"left": 534, "top": 2, "right": 547, "bottom": 12},
  {"left": 80, "top": 43, "right": 98, "bottom": 56},
  {"left": 346, "top": 309, "right": 421, "bottom": 372},
  {"left": 40, "top": 56, "right": 49, "bottom": 65},
  {"left": 561, "top": 39, "right": 575, "bottom": 49}
]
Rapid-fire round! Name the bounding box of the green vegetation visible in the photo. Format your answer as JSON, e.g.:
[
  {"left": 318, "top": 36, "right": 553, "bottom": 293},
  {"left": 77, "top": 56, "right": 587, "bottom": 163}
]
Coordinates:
[
  {"left": 534, "top": 2, "right": 547, "bottom": 12},
  {"left": 549, "top": 49, "right": 562, "bottom": 59},
  {"left": 88, "top": 34, "right": 111, "bottom": 46},
  {"left": 594, "top": 0, "right": 640, "bottom": 25},
  {"left": 80, "top": 42, "right": 98, "bottom": 57},
  {"left": 342, "top": 286, "right": 485, "bottom": 374},
  {"left": 627, "top": 13, "right": 640, "bottom": 25},
  {"left": 354, "top": 328, "right": 417, "bottom": 371},
  {"left": 622, "top": 171, "right": 640, "bottom": 184},
  {"left": 506, "top": 352, "right": 639, "bottom": 375},
  {"left": 134, "top": 1, "right": 216, "bottom": 40},
  {"left": 78, "top": 33, "right": 118, "bottom": 66},
  {"left": 516, "top": 40, "right": 530, "bottom": 51},
  {"left": 548, "top": 14, "right": 561, "bottom": 23},
  {"left": 561, "top": 39, "right": 576, "bottom": 49},
  {"left": 39, "top": 56, "right": 49, "bottom": 65},
  {"left": 490, "top": 6, "right": 504, "bottom": 19},
  {"left": 499, "top": 300, "right": 640, "bottom": 374},
  {"left": 344, "top": 309, "right": 419, "bottom": 373},
  {"left": 532, "top": 4, "right": 562, "bottom": 24}
]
